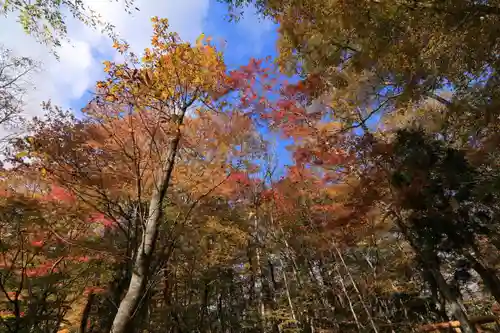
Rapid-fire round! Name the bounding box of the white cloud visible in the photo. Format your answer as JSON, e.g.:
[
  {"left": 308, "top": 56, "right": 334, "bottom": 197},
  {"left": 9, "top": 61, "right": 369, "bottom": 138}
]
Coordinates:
[
  {"left": 238, "top": 7, "right": 273, "bottom": 50},
  {"left": 226, "top": 6, "right": 275, "bottom": 60},
  {"left": 0, "top": 0, "right": 210, "bottom": 123}
]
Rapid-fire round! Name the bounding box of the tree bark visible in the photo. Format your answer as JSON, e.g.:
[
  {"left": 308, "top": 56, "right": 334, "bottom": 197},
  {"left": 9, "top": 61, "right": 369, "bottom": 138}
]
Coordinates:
[
  {"left": 252, "top": 211, "right": 266, "bottom": 333},
  {"left": 392, "top": 213, "right": 476, "bottom": 333},
  {"left": 279, "top": 257, "right": 297, "bottom": 323},
  {"left": 426, "top": 262, "right": 476, "bottom": 333},
  {"left": 80, "top": 292, "right": 95, "bottom": 333},
  {"left": 109, "top": 109, "right": 186, "bottom": 333},
  {"left": 464, "top": 250, "right": 500, "bottom": 304}
]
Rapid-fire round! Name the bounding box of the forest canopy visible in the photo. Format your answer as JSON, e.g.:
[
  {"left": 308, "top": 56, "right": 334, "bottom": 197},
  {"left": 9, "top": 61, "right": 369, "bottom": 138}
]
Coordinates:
[{"left": 0, "top": 1, "right": 500, "bottom": 332}]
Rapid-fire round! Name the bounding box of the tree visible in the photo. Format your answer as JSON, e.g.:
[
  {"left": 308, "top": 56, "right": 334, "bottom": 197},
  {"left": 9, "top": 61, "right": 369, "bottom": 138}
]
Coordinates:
[
  {"left": 0, "top": 0, "right": 137, "bottom": 48},
  {"left": 4, "top": 3, "right": 500, "bottom": 332},
  {"left": 90, "top": 20, "right": 238, "bottom": 333},
  {"left": 221, "top": 0, "right": 500, "bottom": 143},
  {"left": 0, "top": 167, "right": 114, "bottom": 333},
  {"left": 14, "top": 17, "right": 269, "bottom": 333},
  {"left": 0, "top": 47, "right": 37, "bottom": 141}
]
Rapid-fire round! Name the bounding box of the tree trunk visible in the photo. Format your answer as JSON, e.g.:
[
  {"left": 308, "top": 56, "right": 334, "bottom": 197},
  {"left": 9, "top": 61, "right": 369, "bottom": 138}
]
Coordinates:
[
  {"left": 393, "top": 213, "right": 476, "bottom": 333},
  {"left": 332, "top": 245, "right": 380, "bottom": 333},
  {"left": 464, "top": 250, "right": 500, "bottom": 304},
  {"left": 279, "top": 257, "right": 297, "bottom": 323},
  {"left": 253, "top": 211, "right": 266, "bottom": 333},
  {"left": 426, "top": 261, "right": 475, "bottom": 332},
  {"left": 422, "top": 267, "right": 450, "bottom": 322},
  {"left": 109, "top": 110, "right": 186, "bottom": 333},
  {"left": 332, "top": 259, "right": 361, "bottom": 330},
  {"left": 80, "top": 293, "right": 95, "bottom": 333},
  {"left": 94, "top": 261, "right": 133, "bottom": 332}
]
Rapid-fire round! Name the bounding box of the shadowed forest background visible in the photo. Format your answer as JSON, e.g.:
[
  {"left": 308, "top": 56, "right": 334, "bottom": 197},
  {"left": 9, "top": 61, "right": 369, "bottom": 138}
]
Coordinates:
[{"left": 0, "top": 0, "right": 500, "bottom": 332}]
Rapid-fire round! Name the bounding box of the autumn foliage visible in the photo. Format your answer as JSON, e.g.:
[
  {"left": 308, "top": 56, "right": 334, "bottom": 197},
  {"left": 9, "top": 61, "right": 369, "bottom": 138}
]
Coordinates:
[{"left": 1, "top": 2, "right": 500, "bottom": 333}]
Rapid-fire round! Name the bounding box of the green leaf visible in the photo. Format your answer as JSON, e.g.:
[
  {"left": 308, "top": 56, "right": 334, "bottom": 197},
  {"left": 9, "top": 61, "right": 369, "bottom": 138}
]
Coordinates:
[{"left": 15, "top": 151, "right": 28, "bottom": 159}]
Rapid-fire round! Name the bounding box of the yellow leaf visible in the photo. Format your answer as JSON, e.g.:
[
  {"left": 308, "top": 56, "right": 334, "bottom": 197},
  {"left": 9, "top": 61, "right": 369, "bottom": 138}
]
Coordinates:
[
  {"left": 15, "top": 151, "right": 28, "bottom": 159},
  {"left": 103, "top": 61, "right": 112, "bottom": 73},
  {"left": 196, "top": 33, "right": 205, "bottom": 47}
]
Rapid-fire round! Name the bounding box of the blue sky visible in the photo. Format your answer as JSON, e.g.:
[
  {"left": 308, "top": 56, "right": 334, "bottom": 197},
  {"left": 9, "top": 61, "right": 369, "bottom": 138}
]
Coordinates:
[
  {"left": 0, "top": 0, "right": 294, "bottom": 172},
  {"left": 203, "top": 2, "right": 275, "bottom": 65},
  {"left": 0, "top": 0, "right": 391, "bottom": 177},
  {"left": 69, "top": 0, "right": 293, "bottom": 175},
  {"left": 0, "top": 0, "right": 296, "bottom": 175},
  {"left": 200, "top": 1, "right": 295, "bottom": 172},
  {"left": 0, "top": 0, "right": 463, "bottom": 178},
  {"left": 0, "top": 0, "right": 278, "bottom": 122}
]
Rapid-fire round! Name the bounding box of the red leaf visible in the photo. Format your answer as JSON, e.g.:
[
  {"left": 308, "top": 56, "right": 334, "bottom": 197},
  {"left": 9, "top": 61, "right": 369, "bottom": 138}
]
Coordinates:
[{"left": 30, "top": 239, "right": 44, "bottom": 248}]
